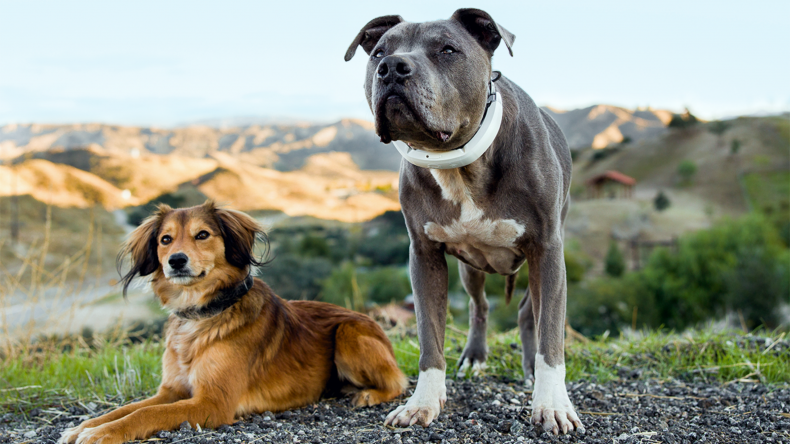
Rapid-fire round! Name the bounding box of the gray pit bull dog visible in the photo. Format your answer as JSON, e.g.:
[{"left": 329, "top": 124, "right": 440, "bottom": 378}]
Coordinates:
[{"left": 345, "top": 8, "right": 582, "bottom": 436}]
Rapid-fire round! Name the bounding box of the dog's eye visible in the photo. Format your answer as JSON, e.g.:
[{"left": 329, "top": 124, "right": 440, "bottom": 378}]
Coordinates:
[
  {"left": 440, "top": 46, "right": 456, "bottom": 54},
  {"left": 161, "top": 235, "right": 172, "bottom": 245},
  {"left": 373, "top": 49, "right": 385, "bottom": 58},
  {"left": 196, "top": 231, "right": 210, "bottom": 240}
]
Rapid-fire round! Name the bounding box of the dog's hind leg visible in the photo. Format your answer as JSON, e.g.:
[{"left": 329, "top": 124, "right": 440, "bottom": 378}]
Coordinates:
[
  {"left": 334, "top": 321, "right": 407, "bottom": 407},
  {"left": 456, "top": 261, "right": 489, "bottom": 378},
  {"left": 518, "top": 287, "right": 537, "bottom": 384}
]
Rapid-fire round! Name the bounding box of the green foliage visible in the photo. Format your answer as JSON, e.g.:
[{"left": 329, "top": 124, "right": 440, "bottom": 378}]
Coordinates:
[
  {"left": 653, "top": 190, "right": 671, "bottom": 211},
  {"left": 677, "top": 160, "right": 698, "bottom": 184},
  {"left": 567, "top": 275, "right": 654, "bottom": 337},
  {"left": 590, "top": 146, "right": 621, "bottom": 163},
  {"left": 564, "top": 248, "right": 590, "bottom": 283},
  {"left": 641, "top": 215, "right": 789, "bottom": 329},
  {"left": 319, "top": 262, "right": 410, "bottom": 308},
  {"left": 730, "top": 138, "right": 741, "bottom": 155},
  {"left": 298, "top": 234, "right": 331, "bottom": 258},
  {"left": 126, "top": 192, "right": 188, "bottom": 226},
  {"left": 708, "top": 120, "right": 730, "bottom": 136},
  {"left": 258, "top": 254, "right": 333, "bottom": 300},
  {"left": 667, "top": 109, "right": 699, "bottom": 129},
  {"left": 604, "top": 241, "right": 626, "bottom": 277},
  {"left": 569, "top": 215, "right": 790, "bottom": 334}
]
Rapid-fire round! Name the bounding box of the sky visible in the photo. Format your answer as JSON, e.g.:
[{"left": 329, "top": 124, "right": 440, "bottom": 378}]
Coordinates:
[{"left": 0, "top": 0, "right": 788, "bottom": 127}]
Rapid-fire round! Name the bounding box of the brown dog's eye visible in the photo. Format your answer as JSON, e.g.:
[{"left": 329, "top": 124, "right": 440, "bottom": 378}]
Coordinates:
[
  {"left": 161, "top": 235, "right": 172, "bottom": 245},
  {"left": 196, "top": 231, "right": 210, "bottom": 240}
]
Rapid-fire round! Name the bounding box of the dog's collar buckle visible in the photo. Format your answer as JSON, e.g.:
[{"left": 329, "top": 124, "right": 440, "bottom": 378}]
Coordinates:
[
  {"left": 174, "top": 274, "right": 254, "bottom": 321},
  {"left": 391, "top": 79, "right": 504, "bottom": 170}
]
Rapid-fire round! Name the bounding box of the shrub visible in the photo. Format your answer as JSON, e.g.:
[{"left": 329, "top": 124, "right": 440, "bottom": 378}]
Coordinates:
[
  {"left": 605, "top": 241, "right": 626, "bottom": 277},
  {"left": 677, "top": 160, "right": 698, "bottom": 184},
  {"left": 730, "top": 139, "right": 741, "bottom": 155},
  {"left": 636, "top": 215, "right": 788, "bottom": 329},
  {"left": 567, "top": 275, "right": 656, "bottom": 337},
  {"left": 708, "top": 120, "right": 730, "bottom": 136},
  {"left": 257, "top": 254, "right": 333, "bottom": 300},
  {"left": 569, "top": 215, "right": 789, "bottom": 334},
  {"left": 654, "top": 191, "right": 671, "bottom": 211},
  {"left": 320, "top": 263, "right": 410, "bottom": 309},
  {"left": 668, "top": 109, "right": 699, "bottom": 129}
]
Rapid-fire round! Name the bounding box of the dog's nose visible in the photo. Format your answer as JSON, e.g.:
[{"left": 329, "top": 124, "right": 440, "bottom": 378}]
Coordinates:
[
  {"left": 168, "top": 253, "right": 188, "bottom": 270},
  {"left": 377, "top": 55, "right": 413, "bottom": 83}
]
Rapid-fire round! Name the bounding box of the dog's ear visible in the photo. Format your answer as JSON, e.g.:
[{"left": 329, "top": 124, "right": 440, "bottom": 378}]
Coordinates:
[
  {"left": 344, "top": 15, "right": 404, "bottom": 61},
  {"left": 118, "top": 204, "right": 171, "bottom": 297},
  {"left": 451, "top": 8, "right": 515, "bottom": 57},
  {"left": 211, "top": 201, "right": 270, "bottom": 269}
]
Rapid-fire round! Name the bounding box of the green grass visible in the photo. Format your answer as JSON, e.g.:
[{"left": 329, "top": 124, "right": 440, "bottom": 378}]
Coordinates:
[
  {"left": 392, "top": 327, "right": 790, "bottom": 384},
  {"left": 742, "top": 170, "right": 790, "bottom": 211},
  {"left": 2, "top": 327, "right": 788, "bottom": 415}
]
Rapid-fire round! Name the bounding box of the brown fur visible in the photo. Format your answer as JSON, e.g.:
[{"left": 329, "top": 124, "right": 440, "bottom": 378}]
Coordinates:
[{"left": 61, "top": 201, "right": 406, "bottom": 444}]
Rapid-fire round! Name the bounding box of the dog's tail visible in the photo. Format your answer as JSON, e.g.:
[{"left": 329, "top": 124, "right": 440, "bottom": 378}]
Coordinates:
[{"left": 505, "top": 272, "right": 517, "bottom": 305}]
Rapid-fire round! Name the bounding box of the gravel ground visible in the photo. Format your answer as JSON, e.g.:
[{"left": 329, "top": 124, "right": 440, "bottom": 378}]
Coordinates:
[{"left": 2, "top": 377, "right": 789, "bottom": 444}]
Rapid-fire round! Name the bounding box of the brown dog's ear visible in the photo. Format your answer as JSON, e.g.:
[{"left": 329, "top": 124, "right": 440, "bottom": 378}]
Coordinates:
[
  {"left": 451, "top": 9, "right": 515, "bottom": 57},
  {"left": 211, "top": 202, "right": 270, "bottom": 269},
  {"left": 117, "top": 204, "right": 171, "bottom": 297},
  {"left": 344, "top": 15, "right": 404, "bottom": 61}
]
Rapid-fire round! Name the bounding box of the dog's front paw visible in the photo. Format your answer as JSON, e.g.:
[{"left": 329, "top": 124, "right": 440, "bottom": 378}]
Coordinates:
[
  {"left": 457, "top": 357, "right": 487, "bottom": 378},
  {"left": 530, "top": 355, "right": 583, "bottom": 435},
  {"left": 74, "top": 425, "right": 126, "bottom": 444},
  {"left": 384, "top": 369, "right": 446, "bottom": 427},
  {"left": 58, "top": 425, "right": 83, "bottom": 444}
]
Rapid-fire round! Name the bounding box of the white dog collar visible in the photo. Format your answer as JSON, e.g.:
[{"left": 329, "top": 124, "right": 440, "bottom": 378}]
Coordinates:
[{"left": 392, "top": 82, "right": 503, "bottom": 170}]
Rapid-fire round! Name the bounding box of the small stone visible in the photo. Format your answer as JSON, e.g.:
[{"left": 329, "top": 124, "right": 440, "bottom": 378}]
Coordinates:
[
  {"left": 23, "top": 431, "right": 37, "bottom": 438},
  {"left": 492, "top": 400, "right": 501, "bottom": 406},
  {"left": 510, "top": 398, "right": 521, "bottom": 405},
  {"left": 180, "top": 421, "right": 192, "bottom": 431}
]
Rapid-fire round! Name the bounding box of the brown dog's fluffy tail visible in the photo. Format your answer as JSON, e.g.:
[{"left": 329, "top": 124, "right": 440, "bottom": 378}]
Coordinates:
[{"left": 505, "top": 272, "right": 517, "bottom": 305}]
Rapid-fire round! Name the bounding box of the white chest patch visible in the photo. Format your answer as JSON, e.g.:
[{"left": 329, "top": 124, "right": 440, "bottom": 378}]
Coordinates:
[{"left": 424, "top": 169, "right": 525, "bottom": 249}]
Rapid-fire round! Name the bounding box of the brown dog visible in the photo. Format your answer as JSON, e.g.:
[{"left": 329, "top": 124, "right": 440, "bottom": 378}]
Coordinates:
[{"left": 59, "top": 201, "right": 406, "bottom": 444}]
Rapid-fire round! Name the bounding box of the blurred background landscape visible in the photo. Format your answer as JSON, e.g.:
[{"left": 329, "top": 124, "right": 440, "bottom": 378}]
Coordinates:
[{"left": 0, "top": 0, "right": 788, "bottom": 345}]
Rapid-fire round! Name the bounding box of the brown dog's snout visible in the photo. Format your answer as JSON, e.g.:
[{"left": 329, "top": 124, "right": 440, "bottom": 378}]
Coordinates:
[
  {"left": 168, "top": 252, "right": 189, "bottom": 270},
  {"left": 377, "top": 55, "right": 413, "bottom": 84}
]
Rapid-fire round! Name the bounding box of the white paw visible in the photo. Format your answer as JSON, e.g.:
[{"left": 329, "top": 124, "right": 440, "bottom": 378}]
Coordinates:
[
  {"left": 58, "top": 426, "right": 82, "bottom": 444},
  {"left": 75, "top": 427, "right": 100, "bottom": 444},
  {"left": 457, "top": 358, "right": 487, "bottom": 378},
  {"left": 530, "top": 354, "right": 584, "bottom": 435},
  {"left": 385, "top": 368, "right": 447, "bottom": 427}
]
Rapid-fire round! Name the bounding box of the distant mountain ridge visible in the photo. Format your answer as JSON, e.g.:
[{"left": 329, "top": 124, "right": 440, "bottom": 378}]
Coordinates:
[
  {"left": 541, "top": 104, "right": 673, "bottom": 149},
  {"left": 0, "top": 104, "right": 674, "bottom": 170},
  {"left": 0, "top": 104, "right": 678, "bottom": 220},
  {"left": 0, "top": 119, "right": 403, "bottom": 172}
]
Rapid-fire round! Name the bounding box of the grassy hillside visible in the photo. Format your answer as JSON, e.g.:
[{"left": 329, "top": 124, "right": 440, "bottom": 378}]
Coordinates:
[{"left": 566, "top": 116, "right": 790, "bottom": 269}]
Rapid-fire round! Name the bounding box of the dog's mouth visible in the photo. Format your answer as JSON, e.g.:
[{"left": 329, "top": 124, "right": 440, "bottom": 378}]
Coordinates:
[
  {"left": 167, "top": 270, "right": 206, "bottom": 285},
  {"left": 375, "top": 93, "right": 453, "bottom": 146}
]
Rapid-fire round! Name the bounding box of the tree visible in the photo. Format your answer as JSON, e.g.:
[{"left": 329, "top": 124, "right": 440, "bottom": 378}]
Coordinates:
[
  {"left": 677, "top": 160, "right": 698, "bottom": 185},
  {"left": 667, "top": 108, "right": 699, "bottom": 129},
  {"left": 654, "top": 191, "right": 671, "bottom": 211},
  {"left": 730, "top": 138, "right": 741, "bottom": 155},
  {"left": 605, "top": 241, "right": 626, "bottom": 277}
]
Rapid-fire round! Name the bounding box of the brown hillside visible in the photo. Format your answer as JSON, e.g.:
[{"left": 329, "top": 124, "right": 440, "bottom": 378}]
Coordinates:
[
  {"left": 0, "top": 159, "right": 137, "bottom": 209},
  {"left": 193, "top": 153, "right": 399, "bottom": 222}
]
